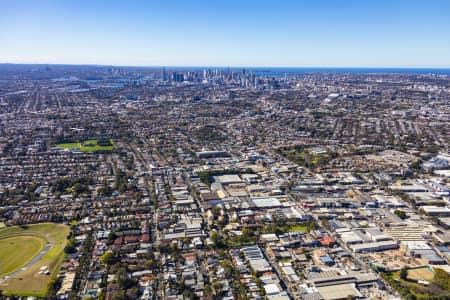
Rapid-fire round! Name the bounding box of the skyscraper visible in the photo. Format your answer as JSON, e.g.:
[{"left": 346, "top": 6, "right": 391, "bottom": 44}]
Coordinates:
[{"left": 162, "top": 67, "right": 167, "bottom": 81}]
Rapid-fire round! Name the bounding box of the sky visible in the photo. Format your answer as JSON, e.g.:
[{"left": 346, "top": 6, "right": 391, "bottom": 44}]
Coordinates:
[{"left": 1, "top": 0, "right": 450, "bottom": 67}]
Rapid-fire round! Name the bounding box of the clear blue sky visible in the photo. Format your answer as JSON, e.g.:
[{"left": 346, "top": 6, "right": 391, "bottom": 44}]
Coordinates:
[{"left": 1, "top": 0, "right": 450, "bottom": 67}]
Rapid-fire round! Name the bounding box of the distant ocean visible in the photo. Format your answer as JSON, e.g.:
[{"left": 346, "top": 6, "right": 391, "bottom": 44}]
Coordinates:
[
  {"left": 165, "top": 66, "right": 450, "bottom": 77},
  {"left": 248, "top": 67, "right": 450, "bottom": 77}
]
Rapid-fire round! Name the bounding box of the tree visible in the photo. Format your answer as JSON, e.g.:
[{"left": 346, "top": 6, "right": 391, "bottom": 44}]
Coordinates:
[
  {"left": 306, "top": 219, "right": 317, "bottom": 232},
  {"left": 100, "top": 251, "right": 114, "bottom": 266},
  {"left": 53, "top": 177, "right": 72, "bottom": 193},
  {"left": 107, "top": 231, "right": 117, "bottom": 244},
  {"left": 400, "top": 266, "right": 408, "bottom": 280},
  {"left": 411, "top": 159, "right": 422, "bottom": 170},
  {"left": 97, "top": 290, "right": 106, "bottom": 300},
  {"left": 47, "top": 277, "right": 59, "bottom": 298},
  {"left": 394, "top": 210, "right": 407, "bottom": 220},
  {"left": 210, "top": 231, "right": 226, "bottom": 249},
  {"left": 212, "top": 279, "right": 223, "bottom": 296},
  {"left": 221, "top": 261, "right": 234, "bottom": 277},
  {"left": 211, "top": 231, "right": 219, "bottom": 244},
  {"left": 72, "top": 182, "right": 89, "bottom": 195},
  {"left": 126, "top": 287, "right": 139, "bottom": 299},
  {"left": 204, "top": 284, "right": 213, "bottom": 300},
  {"left": 116, "top": 267, "right": 132, "bottom": 290},
  {"left": 242, "top": 228, "right": 254, "bottom": 238},
  {"left": 182, "top": 289, "right": 196, "bottom": 299},
  {"left": 404, "top": 294, "right": 416, "bottom": 300},
  {"left": 433, "top": 268, "right": 450, "bottom": 291},
  {"left": 322, "top": 219, "right": 331, "bottom": 230},
  {"left": 145, "top": 258, "right": 155, "bottom": 269},
  {"left": 111, "top": 290, "right": 126, "bottom": 300},
  {"left": 64, "top": 236, "right": 77, "bottom": 254},
  {"left": 211, "top": 206, "right": 221, "bottom": 218},
  {"left": 98, "top": 184, "right": 113, "bottom": 197}
]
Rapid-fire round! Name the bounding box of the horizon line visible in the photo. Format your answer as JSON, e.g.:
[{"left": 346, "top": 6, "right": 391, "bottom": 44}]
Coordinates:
[{"left": 1, "top": 62, "right": 450, "bottom": 70}]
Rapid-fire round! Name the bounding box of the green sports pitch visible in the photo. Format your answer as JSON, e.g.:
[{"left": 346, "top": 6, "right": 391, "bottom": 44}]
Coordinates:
[
  {"left": 0, "top": 223, "right": 70, "bottom": 297},
  {"left": 55, "top": 138, "right": 114, "bottom": 152}
]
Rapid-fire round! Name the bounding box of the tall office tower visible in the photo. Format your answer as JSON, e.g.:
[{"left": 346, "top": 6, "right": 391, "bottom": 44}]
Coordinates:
[
  {"left": 162, "top": 67, "right": 167, "bottom": 81},
  {"left": 240, "top": 77, "right": 245, "bottom": 87},
  {"left": 251, "top": 74, "right": 256, "bottom": 86},
  {"left": 172, "top": 72, "right": 184, "bottom": 82}
]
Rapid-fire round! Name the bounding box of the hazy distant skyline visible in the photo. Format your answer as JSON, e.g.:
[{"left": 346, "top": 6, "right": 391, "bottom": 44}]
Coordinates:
[{"left": 1, "top": 0, "right": 450, "bottom": 67}]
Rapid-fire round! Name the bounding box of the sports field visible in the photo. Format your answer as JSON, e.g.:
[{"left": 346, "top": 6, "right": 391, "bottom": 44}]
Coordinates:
[
  {"left": 56, "top": 138, "right": 114, "bottom": 152},
  {"left": 289, "top": 224, "right": 308, "bottom": 233},
  {"left": 0, "top": 236, "right": 46, "bottom": 276},
  {"left": 408, "top": 267, "right": 434, "bottom": 281},
  {"left": 0, "top": 223, "right": 70, "bottom": 297}
]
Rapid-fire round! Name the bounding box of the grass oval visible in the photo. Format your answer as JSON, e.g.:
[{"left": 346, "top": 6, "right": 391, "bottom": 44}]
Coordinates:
[{"left": 0, "top": 235, "right": 46, "bottom": 277}]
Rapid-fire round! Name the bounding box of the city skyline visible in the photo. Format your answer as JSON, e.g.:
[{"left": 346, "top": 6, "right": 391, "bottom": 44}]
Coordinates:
[{"left": 1, "top": 0, "right": 450, "bottom": 67}]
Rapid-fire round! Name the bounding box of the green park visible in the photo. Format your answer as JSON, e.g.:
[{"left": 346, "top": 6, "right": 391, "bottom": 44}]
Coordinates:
[{"left": 55, "top": 138, "right": 114, "bottom": 152}]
